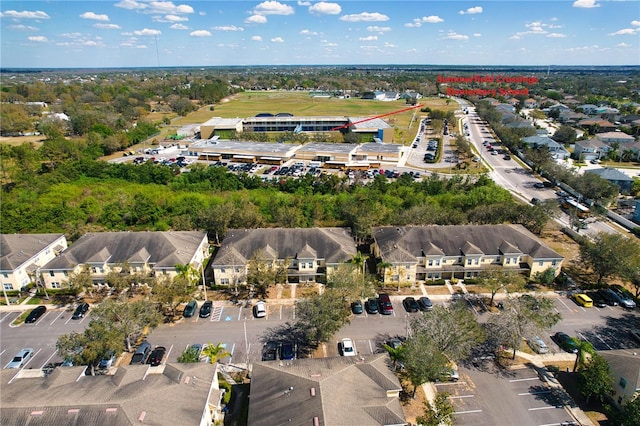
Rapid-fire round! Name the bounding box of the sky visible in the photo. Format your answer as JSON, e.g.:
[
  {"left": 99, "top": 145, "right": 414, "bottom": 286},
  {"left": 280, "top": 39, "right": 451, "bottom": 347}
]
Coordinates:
[{"left": 0, "top": 0, "right": 639, "bottom": 68}]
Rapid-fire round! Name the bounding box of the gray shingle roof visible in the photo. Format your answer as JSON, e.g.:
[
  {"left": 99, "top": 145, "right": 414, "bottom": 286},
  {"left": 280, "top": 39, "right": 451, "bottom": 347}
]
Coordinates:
[
  {"left": 585, "top": 168, "right": 634, "bottom": 182},
  {"left": 0, "top": 233, "right": 65, "bottom": 271},
  {"left": 213, "top": 228, "right": 356, "bottom": 266},
  {"left": 374, "top": 225, "right": 563, "bottom": 262},
  {"left": 42, "top": 231, "right": 207, "bottom": 271},
  {"left": 248, "top": 353, "right": 406, "bottom": 426},
  {"left": 0, "top": 363, "right": 220, "bottom": 426}
]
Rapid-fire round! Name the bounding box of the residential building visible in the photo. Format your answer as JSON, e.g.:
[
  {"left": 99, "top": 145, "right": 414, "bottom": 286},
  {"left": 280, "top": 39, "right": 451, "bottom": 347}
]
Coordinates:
[
  {"left": 595, "top": 131, "right": 635, "bottom": 144},
  {"left": 0, "top": 233, "right": 67, "bottom": 291},
  {"left": 211, "top": 228, "right": 356, "bottom": 285},
  {"left": 573, "top": 137, "right": 608, "bottom": 162},
  {"left": 578, "top": 119, "right": 617, "bottom": 133},
  {"left": 0, "top": 363, "right": 223, "bottom": 426},
  {"left": 585, "top": 168, "right": 634, "bottom": 194},
  {"left": 600, "top": 349, "right": 640, "bottom": 409},
  {"left": 577, "top": 104, "right": 599, "bottom": 115},
  {"left": 248, "top": 353, "right": 406, "bottom": 426},
  {"left": 524, "top": 98, "right": 538, "bottom": 109},
  {"left": 39, "top": 231, "right": 208, "bottom": 289},
  {"left": 371, "top": 224, "right": 564, "bottom": 283},
  {"left": 522, "top": 135, "right": 570, "bottom": 159}
]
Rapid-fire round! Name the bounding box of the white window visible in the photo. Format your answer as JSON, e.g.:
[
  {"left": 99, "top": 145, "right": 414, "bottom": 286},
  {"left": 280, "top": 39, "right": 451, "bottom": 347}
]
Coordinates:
[
  {"left": 3, "top": 283, "right": 13, "bottom": 290},
  {"left": 539, "top": 261, "right": 544, "bottom": 266},
  {"left": 506, "top": 258, "right": 511, "bottom": 265},
  {"left": 496, "top": 256, "right": 501, "bottom": 262},
  {"left": 317, "top": 261, "right": 322, "bottom": 266},
  {"left": 467, "top": 259, "right": 472, "bottom": 265},
  {"left": 308, "top": 262, "right": 313, "bottom": 268},
  {"left": 220, "top": 278, "right": 230, "bottom": 285},
  {"left": 51, "top": 282, "right": 61, "bottom": 289},
  {"left": 435, "top": 260, "right": 440, "bottom": 266},
  {"left": 49, "top": 271, "right": 55, "bottom": 277},
  {"left": 428, "top": 259, "right": 433, "bottom": 266},
  {"left": 474, "top": 258, "right": 479, "bottom": 265},
  {"left": 552, "top": 260, "right": 558, "bottom": 267},
  {"left": 220, "top": 268, "right": 226, "bottom": 273}
]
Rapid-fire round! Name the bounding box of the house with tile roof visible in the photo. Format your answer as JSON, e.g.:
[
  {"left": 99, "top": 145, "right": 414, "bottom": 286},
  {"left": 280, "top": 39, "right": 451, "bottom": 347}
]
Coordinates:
[
  {"left": 371, "top": 225, "right": 564, "bottom": 283},
  {"left": 0, "top": 233, "right": 67, "bottom": 292},
  {"left": 0, "top": 362, "right": 223, "bottom": 425},
  {"left": 600, "top": 349, "right": 640, "bottom": 409},
  {"left": 211, "top": 228, "right": 357, "bottom": 285},
  {"left": 39, "top": 231, "right": 208, "bottom": 289},
  {"left": 247, "top": 353, "right": 406, "bottom": 426}
]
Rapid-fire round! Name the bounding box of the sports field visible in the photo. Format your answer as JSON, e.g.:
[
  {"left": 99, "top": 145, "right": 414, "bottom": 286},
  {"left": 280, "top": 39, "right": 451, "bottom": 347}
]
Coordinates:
[{"left": 173, "top": 91, "right": 459, "bottom": 144}]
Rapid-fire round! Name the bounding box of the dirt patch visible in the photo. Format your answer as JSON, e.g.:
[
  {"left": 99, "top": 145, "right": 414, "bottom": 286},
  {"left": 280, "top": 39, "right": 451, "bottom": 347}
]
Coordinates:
[
  {"left": 424, "top": 285, "right": 452, "bottom": 296},
  {"left": 400, "top": 379, "right": 427, "bottom": 424}
]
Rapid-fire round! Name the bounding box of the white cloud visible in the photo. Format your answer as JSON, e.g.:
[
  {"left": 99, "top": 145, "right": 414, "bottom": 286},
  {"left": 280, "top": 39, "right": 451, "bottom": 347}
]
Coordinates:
[
  {"left": 253, "top": 1, "right": 294, "bottom": 15},
  {"left": 245, "top": 14, "right": 267, "bottom": 24},
  {"left": 547, "top": 33, "right": 567, "bottom": 38},
  {"left": 214, "top": 25, "right": 243, "bottom": 31},
  {"left": 133, "top": 28, "right": 162, "bottom": 36},
  {"left": 80, "top": 12, "right": 109, "bottom": 21},
  {"left": 359, "top": 35, "right": 378, "bottom": 41},
  {"left": 27, "top": 35, "right": 48, "bottom": 42},
  {"left": 443, "top": 31, "right": 468, "bottom": 40},
  {"left": 271, "top": 37, "right": 284, "bottom": 43},
  {"left": 190, "top": 30, "right": 211, "bottom": 37},
  {"left": 572, "top": 0, "right": 600, "bottom": 8},
  {"left": 251, "top": 35, "right": 263, "bottom": 41},
  {"left": 473, "top": 33, "right": 481, "bottom": 37},
  {"left": 8, "top": 24, "right": 39, "bottom": 31},
  {"left": 459, "top": 6, "right": 483, "bottom": 15},
  {"left": 367, "top": 26, "right": 391, "bottom": 32},
  {"left": 609, "top": 28, "right": 639, "bottom": 35},
  {"left": 406, "top": 15, "right": 444, "bottom": 27},
  {"left": 632, "top": 20, "right": 640, "bottom": 27},
  {"left": 95, "top": 23, "right": 121, "bottom": 30},
  {"left": 162, "top": 14, "right": 189, "bottom": 22},
  {"left": 170, "top": 23, "right": 189, "bottom": 30},
  {"left": 340, "top": 12, "right": 389, "bottom": 22},
  {"left": 114, "top": 0, "right": 146, "bottom": 10},
  {"left": 297, "top": 1, "right": 311, "bottom": 6},
  {"left": 309, "top": 2, "right": 341, "bottom": 15},
  {"left": 383, "top": 42, "right": 396, "bottom": 48},
  {"left": 616, "top": 42, "right": 630, "bottom": 47},
  {"left": 0, "top": 10, "right": 50, "bottom": 19},
  {"left": 299, "top": 29, "right": 318, "bottom": 35}
]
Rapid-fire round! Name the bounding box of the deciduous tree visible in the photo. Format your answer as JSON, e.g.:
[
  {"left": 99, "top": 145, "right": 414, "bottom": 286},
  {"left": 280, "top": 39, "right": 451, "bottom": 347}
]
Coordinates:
[
  {"left": 578, "top": 353, "right": 612, "bottom": 404},
  {"left": 416, "top": 392, "right": 455, "bottom": 426}
]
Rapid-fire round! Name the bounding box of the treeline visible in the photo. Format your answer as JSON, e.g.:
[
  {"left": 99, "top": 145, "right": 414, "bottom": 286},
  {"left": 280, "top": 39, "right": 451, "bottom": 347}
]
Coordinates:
[{"left": 1, "top": 143, "right": 550, "bottom": 241}]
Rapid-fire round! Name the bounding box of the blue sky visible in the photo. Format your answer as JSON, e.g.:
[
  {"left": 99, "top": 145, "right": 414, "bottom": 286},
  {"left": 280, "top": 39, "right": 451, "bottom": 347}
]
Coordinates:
[{"left": 1, "top": 0, "right": 638, "bottom": 68}]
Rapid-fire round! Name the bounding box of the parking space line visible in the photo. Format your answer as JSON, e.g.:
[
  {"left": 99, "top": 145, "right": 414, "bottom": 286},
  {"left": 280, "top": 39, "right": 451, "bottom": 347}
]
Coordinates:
[
  {"left": 40, "top": 350, "right": 58, "bottom": 369},
  {"left": 368, "top": 340, "right": 374, "bottom": 354},
  {"left": 0, "top": 349, "right": 5, "bottom": 357},
  {"left": 237, "top": 308, "right": 243, "bottom": 321},
  {"left": 528, "top": 406, "right": 561, "bottom": 411},
  {"left": 556, "top": 299, "right": 573, "bottom": 312},
  {"left": 454, "top": 409, "right": 483, "bottom": 414},
  {"left": 509, "top": 377, "right": 539, "bottom": 382},
  {"left": 50, "top": 310, "right": 64, "bottom": 325},
  {"left": 518, "top": 390, "right": 551, "bottom": 396},
  {"left": 163, "top": 345, "right": 173, "bottom": 366},
  {"left": 449, "top": 395, "right": 475, "bottom": 399},
  {"left": 0, "top": 312, "right": 14, "bottom": 322},
  {"left": 591, "top": 332, "right": 613, "bottom": 350},
  {"left": 279, "top": 305, "right": 283, "bottom": 320}
]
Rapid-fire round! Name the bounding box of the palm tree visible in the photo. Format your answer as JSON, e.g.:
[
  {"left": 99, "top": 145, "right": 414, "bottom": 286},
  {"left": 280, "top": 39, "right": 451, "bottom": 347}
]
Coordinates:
[
  {"left": 351, "top": 251, "right": 369, "bottom": 297},
  {"left": 377, "top": 261, "right": 393, "bottom": 287},
  {"left": 202, "top": 342, "right": 231, "bottom": 364},
  {"left": 573, "top": 339, "right": 595, "bottom": 372}
]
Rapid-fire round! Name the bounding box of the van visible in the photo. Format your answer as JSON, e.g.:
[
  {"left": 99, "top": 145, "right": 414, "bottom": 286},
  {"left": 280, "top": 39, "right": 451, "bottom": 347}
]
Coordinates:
[
  {"left": 308, "top": 161, "right": 322, "bottom": 168},
  {"left": 130, "top": 341, "right": 151, "bottom": 364},
  {"left": 294, "top": 161, "right": 305, "bottom": 168},
  {"left": 378, "top": 294, "right": 394, "bottom": 315},
  {"left": 574, "top": 293, "right": 593, "bottom": 308}
]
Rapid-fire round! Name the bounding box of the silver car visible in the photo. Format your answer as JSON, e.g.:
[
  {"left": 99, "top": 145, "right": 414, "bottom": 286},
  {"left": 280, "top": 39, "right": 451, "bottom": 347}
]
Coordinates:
[
  {"left": 527, "top": 336, "right": 549, "bottom": 354},
  {"left": 7, "top": 348, "right": 34, "bottom": 369}
]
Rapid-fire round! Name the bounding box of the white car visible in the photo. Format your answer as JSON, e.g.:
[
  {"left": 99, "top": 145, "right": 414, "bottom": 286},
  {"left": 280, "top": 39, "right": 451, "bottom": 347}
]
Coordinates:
[
  {"left": 527, "top": 336, "right": 549, "bottom": 354},
  {"left": 341, "top": 338, "right": 356, "bottom": 357},
  {"left": 7, "top": 348, "right": 34, "bottom": 369},
  {"left": 253, "top": 301, "right": 267, "bottom": 318}
]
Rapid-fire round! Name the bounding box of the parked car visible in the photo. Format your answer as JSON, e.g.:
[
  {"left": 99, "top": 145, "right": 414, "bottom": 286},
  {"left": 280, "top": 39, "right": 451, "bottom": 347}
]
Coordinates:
[
  {"left": 25, "top": 305, "right": 46, "bottom": 323},
  {"left": 253, "top": 301, "right": 267, "bottom": 318},
  {"left": 402, "top": 297, "right": 420, "bottom": 313},
  {"left": 130, "top": 341, "right": 152, "bottom": 365},
  {"left": 586, "top": 291, "right": 607, "bottom": 308},
  {"left": 610, "top": 287, "right": 637, "bottom": 309},
  {"left": 199, "top": 300, "right": 213, "bottom": 318},
  {"left": 365, "top": 298, "right": 379, "bottom": 314},
  {"left": 552, "top": 332, "right": 578, "bottom": 354},
  {"left": 378, "top": 294, "right": 394, "bottom": 315},
  {"left": 183, "top": 300, "right": 197, "bottom": 318},
  {"left": 341, "top": 338, "right": 356, "bottom": 357},
  {"left": 597, "top": 288, "right": 619, "bottom": 306},
  {"left": 261, "top": 342, "right": 278, "bottom": 361},
  {"left": 527, "top": 336, "right": 549, "bottom": 354},
  {"left": 280, "top": 342, "right": 295, "bottom": 361},
  {"left": 7, "top": 348, "right": 34, "bottom": 369},
  {"left": 434, "top": 366, "right": 459, "bottom": 382},
  {"left": 71, "top": 303, "right": 90, "bottom": 320},
  {"left": 147, "top": 346, "right": 167, "bottom": 366},
  {"left": 188, "top": 343, "right": 203, "bottom": 359},
  {"left": 418, "top": 297, "right": 433, "bottom": 312},
  {"left": 351, "top": 300, "right": 363, "bottom": 315},
  {"left": 99, "top": 350, "right": 117, "bottom": 369}
]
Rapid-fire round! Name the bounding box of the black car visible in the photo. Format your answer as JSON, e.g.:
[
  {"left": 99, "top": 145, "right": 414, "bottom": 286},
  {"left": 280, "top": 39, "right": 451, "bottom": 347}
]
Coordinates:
[
  {"left": 147, "top": 346, "right": 167, "bottom": 366},
  {"left": 597, "top": 288, "right": 619, "bottom": 306},
  {"left": 351, "top": 300, "right": 363, "bottom": 315},
  {"left": 552, "top": 332, "right": 578, "bottom": 354},
  {"left": 280, "top": 342, "right": 295, "bottom": 361},
  {"left": 25, "top": 305, "right": 47, "bottom": 323},
  {"left": 418, "top": 297, "right": 433, "bottom": 312},
  {"left": 365, "top": 298, "right": 379, "bottom": 314},
  {"left": 199, "top": 300, "right": 213, "bottom": 318},
  {"left": 586, "top": 291, "right": 607, "bottom": 308},
  {"left": 261, "top": 342, "right": 278, "bottom": 361},
  {"left": 71, "top": 303, "right": 90, "bottom": 320},
  {"left": 402, "top": 297, "right": 420, "bottom": 313}
]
